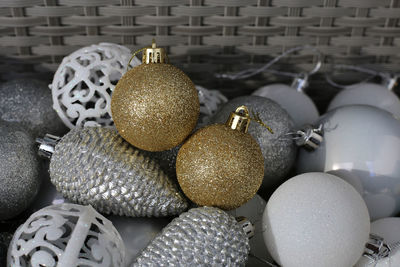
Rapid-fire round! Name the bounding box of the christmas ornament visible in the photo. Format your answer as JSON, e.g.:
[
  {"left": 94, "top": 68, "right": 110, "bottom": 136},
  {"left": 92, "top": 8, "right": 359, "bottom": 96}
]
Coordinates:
[
  {"left": 355, "top": 218, "right": 400, "bottom": 267},
  {"left": 0, "top": 79, "right": 66, "bottom": 136},
  {"left": 228, "top": 195, "right": 274, "bottom": 267},
  {"left": 263, "top": 172, "right": 370, "bottom": 267},
  {"left": 211, "top": 96, "right": 296, "bottom": 190},
  {"left": 196, "top": 85, "right": 228, "bottom": 127},
  {"left": 111, "top": 40, "right": 200, "bottom": 151},
  {"left": 0, "top": 121, "right": 40, "bottom": 220},
  {"left": 8, "top": 203, "right": 125, "bottom": 267},
  {"left": 252, "top": 75, "right": 319, "bottom": 128},
  {"left": 37, "top": 127, "right": 188, "bottom": 217},
  {"left": 107, "top": 215, "right": 169, "bottom": 265},
  {"left": 50, "top": 42, "right": 140, "bottom": 128},
  {"left": 0, "top": 232, "right": 13, "bottom": 267},
  {"left": 296, "top": 105, "right": 400, "bottom": 220},
  {"left": 142, "top": 145, "right": 181, "bottom": 180},
  {"left": 328, "top": 82, "right": 400, "bottom": 119},
  {"left": 133, "top": 207, "right": 250, "bottom": 266},
  {"left": 177, "top": 106, "right": 264, "bottom": 210}
]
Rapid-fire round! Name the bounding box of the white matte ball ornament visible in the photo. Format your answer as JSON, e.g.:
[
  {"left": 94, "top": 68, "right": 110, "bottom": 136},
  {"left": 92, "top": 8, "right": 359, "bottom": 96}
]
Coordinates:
[
  {"left": 263, "top": 172, "right": 370, "bottom": 267},
  {"left": 252, "top": 83, "right": 319, "bottom": 128},
  {"left": 297, "top": 105, "right": 400, "bottom": 220},
  {"left": 50, "top": 43, "right": 141, "bottom": 128},
  {"left": 8, "top": 203, "right": 125, "bottom": 267},
  {"left": 328, "top": 83, "right": 400, "bottom": 119}
]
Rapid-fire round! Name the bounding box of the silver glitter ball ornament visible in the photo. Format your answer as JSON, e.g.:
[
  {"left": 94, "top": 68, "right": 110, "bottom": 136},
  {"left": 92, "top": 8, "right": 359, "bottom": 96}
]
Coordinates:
[
  {"left": 0, "top": 79, "right": 67, "bottom": 137},
  {"left": 0, "top": 120, "right": 40, "bottom": 220},
  {"left": 211, "top": 96, "right": 297, "bottom": 189},
  {"left": 42, "top": 127, "right": 188, "bottom": 217},
  {"left": 133, "top": 207, "right": 250, "bottom": 266}
]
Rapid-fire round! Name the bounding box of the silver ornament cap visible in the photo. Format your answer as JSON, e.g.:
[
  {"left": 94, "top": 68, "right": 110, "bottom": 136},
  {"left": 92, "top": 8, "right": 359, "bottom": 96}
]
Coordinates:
[{"left": 295, "top": 124, "right": 323, "bottom": 150}]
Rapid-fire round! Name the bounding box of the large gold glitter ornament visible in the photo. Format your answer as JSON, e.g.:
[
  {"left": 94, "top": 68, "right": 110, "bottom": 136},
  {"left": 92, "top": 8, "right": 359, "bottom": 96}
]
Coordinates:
[
  {"left": 111, "top": 41, "right": 199, "bottom": 151},
  {"left": 176, "top": 106, "right": 264, "bottom": 210}
]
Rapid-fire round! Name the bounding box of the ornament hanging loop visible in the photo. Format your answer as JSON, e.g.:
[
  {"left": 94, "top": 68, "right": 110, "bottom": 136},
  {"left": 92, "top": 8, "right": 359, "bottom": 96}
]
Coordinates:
[
  {"left": 291, "top": 73, "right": 309, "bottom": 92},
  {"left": 126, "top": 39, "right": 169, "bottom": 71},
  {"left": 226, "top": 106, "right": 251, "bottom": 133}
]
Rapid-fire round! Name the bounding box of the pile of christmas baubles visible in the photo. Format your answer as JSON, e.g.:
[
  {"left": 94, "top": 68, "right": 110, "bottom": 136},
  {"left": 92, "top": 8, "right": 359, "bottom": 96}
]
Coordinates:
[{"left": 1, "top": 41, "right": 400, "bottom": 267}]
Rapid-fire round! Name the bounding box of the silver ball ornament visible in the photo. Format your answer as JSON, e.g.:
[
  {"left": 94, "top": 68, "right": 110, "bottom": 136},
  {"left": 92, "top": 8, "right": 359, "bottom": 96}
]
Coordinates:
[
  {"left": 0, "top": 79, "right": 66, "bottom": 136},
  {"left": 211, "top": 96, "right": 297, "bottom": 189},
  {"left": 0, "top": 121, "right": 40, "bottom": 220}
]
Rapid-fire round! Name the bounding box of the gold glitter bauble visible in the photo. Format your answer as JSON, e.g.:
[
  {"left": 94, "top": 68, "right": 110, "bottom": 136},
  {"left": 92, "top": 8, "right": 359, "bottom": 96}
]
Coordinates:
[
  {"left": 176, "top": 123, "right": 264, "bottom": 210},
  {"left": 111, "top": 63, "right": 199, "bottom": 151}
]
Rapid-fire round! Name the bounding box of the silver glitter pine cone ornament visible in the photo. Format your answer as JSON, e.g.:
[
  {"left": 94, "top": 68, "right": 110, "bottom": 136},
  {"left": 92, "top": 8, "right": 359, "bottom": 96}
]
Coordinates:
[
  {"left": 37, "top": 127, "right": 188, "bottom": 217},
  {"left": 133, "top": 207, "right": 251, "bottom": 266}
]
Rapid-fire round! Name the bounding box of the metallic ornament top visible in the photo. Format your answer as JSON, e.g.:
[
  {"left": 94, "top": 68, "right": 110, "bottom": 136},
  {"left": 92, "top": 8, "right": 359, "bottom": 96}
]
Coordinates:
[
  {"left": 0, "top": 79, "right": 67, "bottom": 136},
  {"left": 39, "top": 127, "right": 188, "bottom": 217},
  {"left": 50, "top": 43, "right": 141, "bottom": 129},
  {"left": 296, "top": 105, "right": 400, "bottom": 220},
  {"left": 111, "top": 41, "right": 199, "bottom": 151},
  {"left": 177, "top": 106, "right": 264, "bottom": 210},
  {"left": 211, "top": 96, "right": 296, "bottom": 190},
  {"left": 0, "top": 120, "right": 40, "bottom": 220},
  {"left": 133, "top": 207, "right": 250, "bottom": 266},
  {"left": 8, "top": 203, "right": 125, "bottom": 267}
]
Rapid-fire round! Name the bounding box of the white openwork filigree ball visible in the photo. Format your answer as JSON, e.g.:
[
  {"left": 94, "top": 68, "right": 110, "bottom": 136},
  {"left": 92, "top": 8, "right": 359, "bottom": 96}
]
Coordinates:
[
  {"left": 50, "top": 43, "right": 140, "bottom": 128},
  {"left": 196, "top": 85, "right": 227, "bottom": 127},
  {"left": 8, "top": 203, "right": 125, "bottom": 267}
]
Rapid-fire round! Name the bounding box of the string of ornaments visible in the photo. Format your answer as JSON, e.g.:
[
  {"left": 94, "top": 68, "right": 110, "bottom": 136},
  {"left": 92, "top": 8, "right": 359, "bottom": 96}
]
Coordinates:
[{"left": 2, "top": 39, "right": 400, "bottom": 267}]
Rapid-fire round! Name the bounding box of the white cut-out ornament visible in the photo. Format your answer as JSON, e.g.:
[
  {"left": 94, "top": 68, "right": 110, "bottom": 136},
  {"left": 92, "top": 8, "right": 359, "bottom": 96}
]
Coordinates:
[
  {"left": 50, "top": 43, "right": 140, "bottom": 129},
  {"left": 196, "top": 85, "right": 228, "bottom": 127},
  {"left": 8, "top": 203, "right": 125, "bottom": 267}
]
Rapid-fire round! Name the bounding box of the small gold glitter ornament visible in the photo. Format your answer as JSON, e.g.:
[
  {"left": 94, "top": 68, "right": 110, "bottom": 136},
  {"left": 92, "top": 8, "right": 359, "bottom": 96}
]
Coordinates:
[
  {"left": 176, "top": 106, "right": 264, "bottom": 210},
  {"left": 111, "top": 40, "right": 199, "bottom": 151}
]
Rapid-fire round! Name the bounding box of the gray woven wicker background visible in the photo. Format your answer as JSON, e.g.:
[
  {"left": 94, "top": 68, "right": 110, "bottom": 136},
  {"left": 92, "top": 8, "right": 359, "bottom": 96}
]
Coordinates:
[{"left": 0, "top": 0, "right": 399, "bottom": 76}]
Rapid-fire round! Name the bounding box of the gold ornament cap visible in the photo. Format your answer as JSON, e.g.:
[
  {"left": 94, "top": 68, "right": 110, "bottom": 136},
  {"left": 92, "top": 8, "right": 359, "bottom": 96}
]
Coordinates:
[
  {"left": 143, "top": 40, "right": 167, "bottom": 64},
  {"left": 226, "top": 106, "right": 251, "bottom": 133}
]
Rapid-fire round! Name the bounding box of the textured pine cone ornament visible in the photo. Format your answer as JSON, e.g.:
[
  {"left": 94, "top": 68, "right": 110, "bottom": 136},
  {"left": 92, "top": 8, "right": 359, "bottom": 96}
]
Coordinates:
[
  {"left": 133, "top": 207, "right": 251, "bottom": 266},
  {"left": 37, "top": 127, "right": 188, "bottom": 217}
]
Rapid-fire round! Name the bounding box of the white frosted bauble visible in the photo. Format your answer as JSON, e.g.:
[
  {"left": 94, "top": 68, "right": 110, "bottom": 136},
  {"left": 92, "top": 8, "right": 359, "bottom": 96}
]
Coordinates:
[
  {"left": 371, "top": 217, "right": 400, "bottom": 245},
  {"left": 263, "top": 172, "right": 370, "bottom": 267},
  {"left": 196, "top": 85, "right": 227, "bottom": 127},
  {"left": 108, "top": 216, "right": 169, "bottom": 265},
  {"left": 228, "top": 195, "right": 273, "bottom": 267},
  {"left": 355, "top": 218, "right": 400, "bottom": 267},
  {"left": 328, "top": 83, "right": 400, "bottom": 119},
  {"left": 297, "top": 105, "right": 400, "bottom": 220},
  {"left": 8, "top": 203, "right": 125, "bottom": 267},
  {"left": 252, "top": 83, "right": 319, "bottom": 128},
  {"left": 50, "top": 43, "right": 141, "bottom": 129}
]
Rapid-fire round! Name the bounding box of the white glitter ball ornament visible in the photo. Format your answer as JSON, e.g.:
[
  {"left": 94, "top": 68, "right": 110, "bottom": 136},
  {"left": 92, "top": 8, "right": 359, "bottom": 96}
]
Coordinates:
[
  {"left": 263, "top": 172, "right": 370, "bottom": 267},
  {"left": 50, "top": 43, "right": 140, "bottom": 129},
  {"left": 8, "top": 203, "right": 125, "bottom": 267}
]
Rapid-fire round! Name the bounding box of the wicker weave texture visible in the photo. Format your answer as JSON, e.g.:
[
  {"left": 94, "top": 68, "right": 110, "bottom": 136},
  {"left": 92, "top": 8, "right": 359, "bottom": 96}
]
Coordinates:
[{"left": 0, "top": 0, "right": 400, "bottom": 73}]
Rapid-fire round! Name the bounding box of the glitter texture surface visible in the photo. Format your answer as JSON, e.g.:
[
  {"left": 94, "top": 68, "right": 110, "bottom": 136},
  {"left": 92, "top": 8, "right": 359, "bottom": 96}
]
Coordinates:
[
  {"left": 133, "top": 207, "right": 250, "bottom": 266},
  {"left": 176, "top": 124, "right": 264, "bottom": 210},
  {"left": 50, "top": 127, "right": 188, "bottom": 217},
  {"left": 211, "top": 96, "right": 296, "bottom": 190},
  {"left": 111, "top": 63, "right": 199, "bottom": 151},
  {"left": 263, "top": 173, "right": 370, "bottom": 267},
  {"left": 0, "top": 121, "right": 40, "bottom": 220},
  {"left": 0, "top": 79, "right": 67, "bottom": 137}
]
